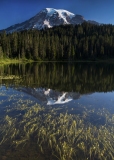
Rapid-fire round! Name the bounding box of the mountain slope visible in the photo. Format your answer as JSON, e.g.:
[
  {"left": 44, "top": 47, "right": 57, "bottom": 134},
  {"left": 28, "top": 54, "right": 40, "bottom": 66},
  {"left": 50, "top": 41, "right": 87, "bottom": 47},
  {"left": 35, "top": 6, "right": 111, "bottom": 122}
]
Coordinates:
[{"left": 0, "top": 8, "right": 99, "bottom": 33}]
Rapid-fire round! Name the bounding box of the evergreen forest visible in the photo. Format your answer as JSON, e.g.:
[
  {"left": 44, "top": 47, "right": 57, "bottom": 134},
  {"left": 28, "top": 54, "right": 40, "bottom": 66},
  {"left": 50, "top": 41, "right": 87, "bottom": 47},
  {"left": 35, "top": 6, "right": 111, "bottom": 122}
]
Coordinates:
[{"left": 0, "top": 22, "right": 114, "bottom": 61}]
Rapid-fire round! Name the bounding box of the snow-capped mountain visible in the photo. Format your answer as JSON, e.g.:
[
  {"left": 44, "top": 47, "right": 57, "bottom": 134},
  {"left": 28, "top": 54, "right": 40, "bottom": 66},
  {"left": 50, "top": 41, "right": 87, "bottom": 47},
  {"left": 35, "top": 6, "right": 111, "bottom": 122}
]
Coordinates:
[{"left": 0, "top": 8, "right": 99, "bottom": 33}]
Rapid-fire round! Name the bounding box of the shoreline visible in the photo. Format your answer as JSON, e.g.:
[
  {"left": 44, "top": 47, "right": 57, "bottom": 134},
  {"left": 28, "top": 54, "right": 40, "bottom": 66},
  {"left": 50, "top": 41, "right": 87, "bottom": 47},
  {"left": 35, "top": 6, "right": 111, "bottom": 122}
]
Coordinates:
[{"left": 0, "top": 58, "right": 114, "bottom": 65}]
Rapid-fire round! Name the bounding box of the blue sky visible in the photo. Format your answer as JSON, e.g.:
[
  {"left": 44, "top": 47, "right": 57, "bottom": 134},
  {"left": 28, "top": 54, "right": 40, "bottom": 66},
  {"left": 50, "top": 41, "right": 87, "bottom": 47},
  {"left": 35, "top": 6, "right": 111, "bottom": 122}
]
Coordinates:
[{"left": 0, "top": 0, "right": 114, "bottom": 29}]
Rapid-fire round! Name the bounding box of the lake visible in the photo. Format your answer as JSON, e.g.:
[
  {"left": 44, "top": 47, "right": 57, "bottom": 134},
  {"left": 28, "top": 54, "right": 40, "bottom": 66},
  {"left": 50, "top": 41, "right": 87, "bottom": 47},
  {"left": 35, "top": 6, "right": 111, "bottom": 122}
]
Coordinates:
[{"left": 0, "top": 62, "right": 114, "bottom": 160}]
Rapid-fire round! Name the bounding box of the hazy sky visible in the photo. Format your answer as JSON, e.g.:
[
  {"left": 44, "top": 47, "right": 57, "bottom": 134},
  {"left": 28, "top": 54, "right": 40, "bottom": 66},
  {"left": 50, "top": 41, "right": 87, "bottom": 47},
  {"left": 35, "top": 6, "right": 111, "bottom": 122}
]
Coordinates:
[{"left": 0, "top": 0, "right": 114, "bottom": 29}]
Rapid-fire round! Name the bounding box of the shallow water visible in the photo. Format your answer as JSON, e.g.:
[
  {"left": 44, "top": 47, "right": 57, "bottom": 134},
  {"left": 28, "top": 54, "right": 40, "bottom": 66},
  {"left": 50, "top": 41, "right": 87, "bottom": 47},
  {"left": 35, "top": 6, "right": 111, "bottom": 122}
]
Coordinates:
[{"left": 0, "top": 62, "right": 114, "bottom": 160}]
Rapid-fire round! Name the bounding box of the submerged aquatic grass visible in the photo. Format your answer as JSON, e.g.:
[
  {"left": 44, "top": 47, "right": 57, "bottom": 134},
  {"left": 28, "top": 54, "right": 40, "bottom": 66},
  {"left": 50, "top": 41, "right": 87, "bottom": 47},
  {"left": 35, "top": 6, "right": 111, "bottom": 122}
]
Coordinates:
[
  {"left": 0, "top": 62, "right": 114, "bottom": 159},
  {"left": 0, "top": 99, "right": 114, "bottom": 160}
]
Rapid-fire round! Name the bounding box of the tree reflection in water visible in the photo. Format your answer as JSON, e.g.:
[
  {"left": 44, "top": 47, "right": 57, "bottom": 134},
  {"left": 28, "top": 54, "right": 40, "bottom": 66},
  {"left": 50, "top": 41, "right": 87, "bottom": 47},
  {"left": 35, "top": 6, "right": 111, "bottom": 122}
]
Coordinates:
[{"left": 0, "top": 62, "right": 114, "bottom": 160}]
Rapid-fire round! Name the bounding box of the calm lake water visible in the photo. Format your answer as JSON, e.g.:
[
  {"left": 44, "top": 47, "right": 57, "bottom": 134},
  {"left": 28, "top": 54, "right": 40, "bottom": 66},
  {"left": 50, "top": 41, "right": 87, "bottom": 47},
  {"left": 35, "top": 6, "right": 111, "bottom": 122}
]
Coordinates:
[{"left": 0, "top": 62, "right": 114, "bottom": 160}]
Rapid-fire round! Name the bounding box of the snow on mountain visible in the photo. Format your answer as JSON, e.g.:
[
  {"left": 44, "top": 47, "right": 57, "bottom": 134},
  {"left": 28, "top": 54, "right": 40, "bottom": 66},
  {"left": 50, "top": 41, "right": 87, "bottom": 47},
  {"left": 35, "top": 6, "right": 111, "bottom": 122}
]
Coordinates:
[
  {"left": 0, "top": 8, "right": 99, "bottom": 33},
  {"left": 46, "top": 8, "right": 75, "bottom": 20}
]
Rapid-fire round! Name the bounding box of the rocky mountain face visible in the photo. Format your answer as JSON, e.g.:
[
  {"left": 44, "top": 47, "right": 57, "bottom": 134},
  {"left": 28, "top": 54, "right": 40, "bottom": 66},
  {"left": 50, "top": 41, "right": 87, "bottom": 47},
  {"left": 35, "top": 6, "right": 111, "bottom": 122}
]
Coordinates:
[{"left": 0, "top": 8, "right": 99, "bottom": 33}]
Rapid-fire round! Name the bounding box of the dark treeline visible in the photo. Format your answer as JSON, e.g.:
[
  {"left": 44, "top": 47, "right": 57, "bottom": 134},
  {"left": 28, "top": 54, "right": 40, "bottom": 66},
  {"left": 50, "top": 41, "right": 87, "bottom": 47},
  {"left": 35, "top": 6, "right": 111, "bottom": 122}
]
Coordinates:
[
  {"left": 0, "top": 23, "right": 114, "bottom": 60},
  {"left": 1, "top": 62, "right": 114, "bottom": 93}
]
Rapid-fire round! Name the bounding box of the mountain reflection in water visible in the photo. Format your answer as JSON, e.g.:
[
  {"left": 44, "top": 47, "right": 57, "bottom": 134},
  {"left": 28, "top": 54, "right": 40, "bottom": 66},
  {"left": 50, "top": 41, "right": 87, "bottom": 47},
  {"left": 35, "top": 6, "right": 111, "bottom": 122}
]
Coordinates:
[
  {"left": 0, "top": 62, "right": 114, "bottom": 160},
  {"left": 18, "top": 87, "right": 80, "bottom": 105}
]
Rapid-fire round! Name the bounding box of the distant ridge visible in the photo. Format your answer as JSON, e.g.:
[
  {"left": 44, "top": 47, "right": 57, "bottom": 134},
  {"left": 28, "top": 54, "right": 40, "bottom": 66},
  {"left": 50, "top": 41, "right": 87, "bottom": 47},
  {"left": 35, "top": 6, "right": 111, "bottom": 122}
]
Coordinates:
[{"left": 0, "top": 8, "right": 100, "bottom": 33}]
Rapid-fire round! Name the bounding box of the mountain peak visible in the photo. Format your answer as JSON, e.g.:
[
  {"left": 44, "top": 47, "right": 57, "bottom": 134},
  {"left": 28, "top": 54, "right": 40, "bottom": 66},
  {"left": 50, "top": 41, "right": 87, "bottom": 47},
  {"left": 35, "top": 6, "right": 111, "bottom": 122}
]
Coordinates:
[
  {"left": 0, "top": 8, "right": 99, "bottom": 33},
  {"left": 45, "top": 8, "right": 75, "bottom": 18}
]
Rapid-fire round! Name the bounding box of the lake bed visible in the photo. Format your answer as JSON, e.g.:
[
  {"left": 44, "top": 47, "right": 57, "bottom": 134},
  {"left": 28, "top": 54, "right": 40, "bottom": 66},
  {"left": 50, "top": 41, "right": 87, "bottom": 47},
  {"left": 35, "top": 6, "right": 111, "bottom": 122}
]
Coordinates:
[{"left": 0, "top": 62, "right": 114, "bottom": 160}]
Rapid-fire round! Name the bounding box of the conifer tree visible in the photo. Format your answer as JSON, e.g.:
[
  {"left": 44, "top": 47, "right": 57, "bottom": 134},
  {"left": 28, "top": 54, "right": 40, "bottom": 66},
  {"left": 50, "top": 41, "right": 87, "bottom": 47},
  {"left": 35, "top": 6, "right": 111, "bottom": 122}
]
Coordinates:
[{"left": 0, "top": 45, "right": 3, "bottom": 59}]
